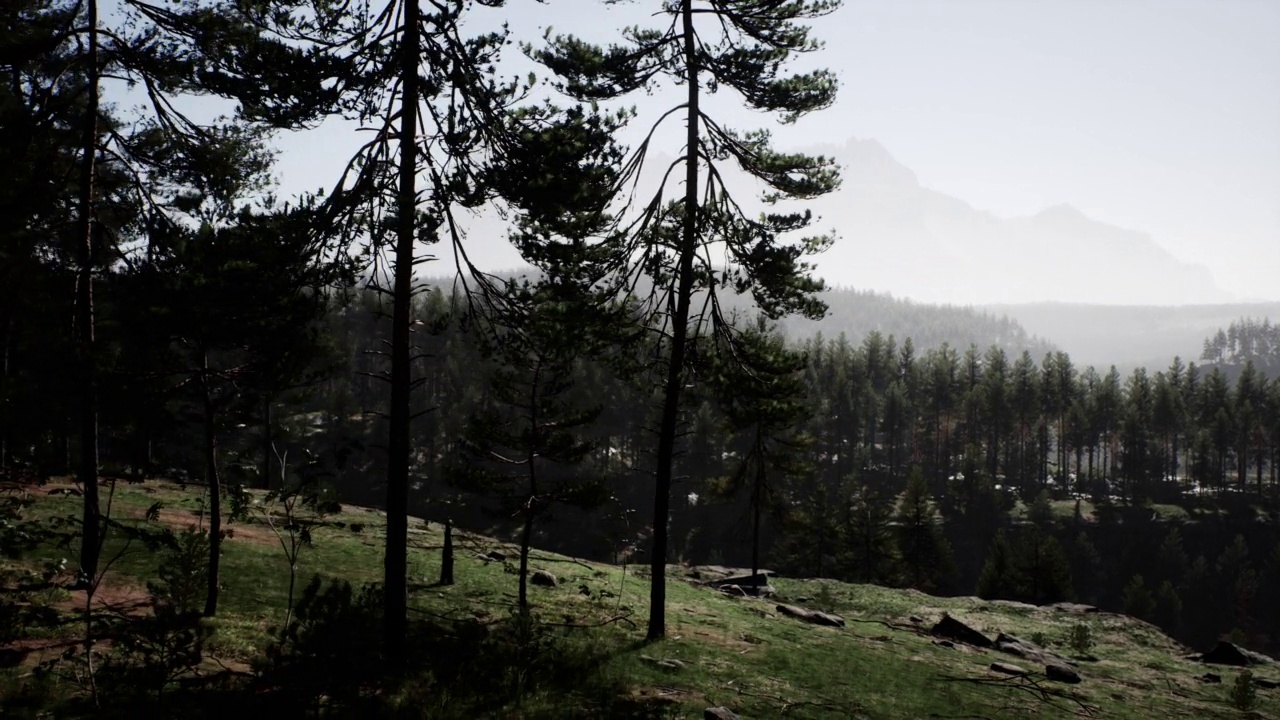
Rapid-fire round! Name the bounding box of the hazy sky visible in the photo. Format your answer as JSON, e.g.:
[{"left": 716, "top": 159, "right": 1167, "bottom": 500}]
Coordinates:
[{"left": 272, "top": 0, "right": 1280, "bottom": 302}]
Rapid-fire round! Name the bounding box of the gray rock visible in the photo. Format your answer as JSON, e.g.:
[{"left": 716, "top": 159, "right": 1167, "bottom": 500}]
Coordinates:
[
  {"left": 656, "top": 659, "right": 685, "bottom": 671},
  {"left": 930, "top": 614, "right": 994, "bottom": 648},
  {"left": 720, "top": 584, "right": 747, "bottom": 597},
  {"left": 1199, "top": 673, "right": 1222, "bottom": 684},
  {"left": 1050, "top": 602, "right": 1098, "bottom": 615},
  {"left": 1045, "top": 663, "right": 1082, "bottom": 684},
  {"left": 713, "top": 572, "right": 774, "bottom": 587},
  {"left": 995, "top": 633, "right": 1071, "bottom": 666},
  {"left": 1254, "top": 677, "right": 1279, "bottom": 689},
  {"left": 1199, "top": 641, "right": 1275, "bottom": 667},
  {"left": 704, "top": 708, "right": 741, "bottom": 720},
  {"left": 530, "top": 569, "right": 557, "bottom": 587},
  {"left": 776, "top": 603, "right": 845, "bottom": 627},
  {"left": 990, "top": 662, "right": 1029, "bottom": 676},
  {"left": 485, "top": 550, "right": 507, "bottom": 561}
]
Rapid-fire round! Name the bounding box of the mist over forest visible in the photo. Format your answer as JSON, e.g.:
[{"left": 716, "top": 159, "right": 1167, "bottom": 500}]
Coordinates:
[{"left": 4, "top": 0, "right": 1280, "bottom": 716}]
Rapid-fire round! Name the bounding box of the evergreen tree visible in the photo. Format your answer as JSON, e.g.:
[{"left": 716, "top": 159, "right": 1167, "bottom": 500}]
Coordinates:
[
  {"left": 1016, "top": 526, "right": 1073, "bottom": 604},
  {"left": 454, "top": 281, "right": 613, "bottom": 610},
  {"left": 842, "top": 482, "right": 898, "bottom": 585},
  {"left": 895, "top": 467, "right": 954, "bottom": 592},
  {"left": 1122, "top": 574, "right": 1155, "bottom": 620},
  {"left": 530, "top": 0, "right": 842, "bottom": 639},
  {"left": 977, "top": 531, "right": 1019, "bottom": 600},
  {"left": 708, "top": 316, "right": 812, "bottom": 586}
]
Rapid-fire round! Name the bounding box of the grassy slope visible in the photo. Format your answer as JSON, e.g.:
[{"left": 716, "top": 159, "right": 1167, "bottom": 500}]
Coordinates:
[{"left": 4, "top": 479, "right": 1277, "bottom": 719}]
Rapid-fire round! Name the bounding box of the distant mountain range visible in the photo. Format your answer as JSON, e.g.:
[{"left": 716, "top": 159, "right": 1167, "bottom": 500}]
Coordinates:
[
  {"left": 982, "top": 301, "right": 1280, "bottom": 371},
  {"left": 802, "top": 139, "right": 1230, "bottom": 306}
]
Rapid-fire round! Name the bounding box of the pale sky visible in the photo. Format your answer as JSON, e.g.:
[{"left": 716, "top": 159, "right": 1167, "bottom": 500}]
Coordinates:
[{"left": 270, "top": 0, "right": 1280, "bottom": 302}]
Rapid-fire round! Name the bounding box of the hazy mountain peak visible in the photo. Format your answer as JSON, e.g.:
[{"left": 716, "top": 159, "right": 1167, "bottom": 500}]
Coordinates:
[
  {"left": 1033, "top": 203, "right": 1088, "bottom": 223},
  {"left": 797, "top": 137, "right": 1231, "bottom": 305},
  {"left": 836, "top": 137, "right": 919, "bottom": 188}
]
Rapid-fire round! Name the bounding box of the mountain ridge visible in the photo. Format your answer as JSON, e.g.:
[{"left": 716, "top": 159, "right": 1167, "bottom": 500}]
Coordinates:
[{"left": 802, "top": 138, "right": 1229, "bottom": 306}]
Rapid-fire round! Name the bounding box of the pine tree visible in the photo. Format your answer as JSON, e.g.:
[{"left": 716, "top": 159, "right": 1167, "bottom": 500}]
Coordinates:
[
  {"left": 977, "top": 531, "right": 1019, "bottom": 600},
  {"left": 530, "top": 0, "right": 842, "bottom": 639},
  {"left": 842, "top": 482, "right": 898, "bottom": 585},
  {"left": 708, "top": 316, "right": 812, "bottom": 586},
  {"left": 454, "top": 281, "right": 614, "bottom": 610},
  {"left": 896, "top": 467, "right": 954, "bottom": 593},
  {"left": 1016, "top": 526, "right": 1073, "bottom": 604}
]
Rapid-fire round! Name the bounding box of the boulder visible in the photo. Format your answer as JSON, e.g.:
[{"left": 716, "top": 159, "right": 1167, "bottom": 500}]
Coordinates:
[
  {"left": 776, "top": 604, "right": 845, "bottom": 627},
  {"left": 932, "top": 640, "right": 955, "bottom": 649},
  {"left": 1199, "top": 641, "right": 1274, "bottom": 667},
  {"left": 713, "top": 572, "right": 774, "bottom": 588},
  {"left": 1049, "top": 602, "right": 1098, "bottom": 615},
  {"left": 990, "top": 662, "right": 1029, "bottom": 676},
  {"left": 1254, "top": 677, "right": 1279, "bottom": 690},
  {"left": 930, "top": 614, "right": 994, "bottom": 648},
  {"left": 1045, "top": 663, "right": 1082, "bottom": 684},
  {"left": 1199, "top": 672, "right": 1222, "bottom": 684},
  {"left": 704, "top": 708, "right": 741, "bottom": 720},
  {"left": 530, "top": 569, "right": 557, "bottom": 587},
  {"left": 995, "top": 633, "right": 1070, "bottom": 666},
  {"left": 640, "top": 655, "right": 686, "bottom": 672},
  {"left": 484, "top": 550, "right": 507, "bottom": 561}
]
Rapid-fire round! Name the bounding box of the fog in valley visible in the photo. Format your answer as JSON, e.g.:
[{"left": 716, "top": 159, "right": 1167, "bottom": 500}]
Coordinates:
[{"left": 8, "top": 0, "right": 1280, "bottom": 715}]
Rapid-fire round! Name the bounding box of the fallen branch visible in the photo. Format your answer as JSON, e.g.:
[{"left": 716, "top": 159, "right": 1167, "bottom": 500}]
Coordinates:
[
  {"left": 726, "top": 684, "right": 862, "bottom": 716},
  {"left": 936, "top": 672, "right": 1099, "bottom": 717},
  {"left": 541, "top": 612, "right": 636, "bottom": 630}
]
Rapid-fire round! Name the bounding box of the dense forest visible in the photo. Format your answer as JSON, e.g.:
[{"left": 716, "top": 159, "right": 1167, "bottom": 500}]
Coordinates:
[
  {"left": 779, "top": 287, "right": 1057, "bottom": 357},
  {"left": 3, "top": 0, "right": 1279, "bottom": 715}
]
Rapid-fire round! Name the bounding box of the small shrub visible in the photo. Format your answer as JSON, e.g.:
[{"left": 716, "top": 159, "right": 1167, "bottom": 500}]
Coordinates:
[
  {"left": 148, "top": 527, "right": 209, "bottom": 616},
  {"left": 1066, "top": 623, "right": 1094, "bottom": 656},
  {"left": 1230, "top": 670, "right": 1256, "bottom": 711},
  {"left": 256, "top": 576, "right": 384, "bottom": 713},
  {"left": 1030, "top": 631, "right": 1050, "bottom": 647},
  {"left": 812, "top": 583, "right": 838, "bottom": 613}
]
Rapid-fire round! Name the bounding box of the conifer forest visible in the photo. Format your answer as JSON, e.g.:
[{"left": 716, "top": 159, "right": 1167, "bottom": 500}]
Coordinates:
[{"left": 2, "top": 0, "right": 1279, "bottom": 716}]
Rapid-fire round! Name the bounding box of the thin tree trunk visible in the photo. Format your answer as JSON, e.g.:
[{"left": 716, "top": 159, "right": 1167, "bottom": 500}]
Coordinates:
[
  {"left": 647, "top": 0, "right": 700, "bottom": 642},
  {"left": 383, "top": 0, "right": 420, "bottom": 662},
  {"left": 202, "top": 352, "right": 222, "bottom": 617},
  {"left": 1257, "top": 442, "right": 1264, "bottom": 498},
  {"left": 751, "top": 435, "right": 763, "bottom": 587},
  {"left": 76, "top": 0, "right": 102, "bottom": 582},
  {"left": 262, "top": 398, "right": 273, "bottom": 490},
  {"left": 520, "top": 364, "right": 541, "bottom": 611},
  {"left": 1, "top": 310, "right": 10, "bottom": 469},
  {"left": 439, "top": 520, "right": 454, "bottom": 585},
  {"left": 518, "top": 512, "right": 533, "bottom": 610}
]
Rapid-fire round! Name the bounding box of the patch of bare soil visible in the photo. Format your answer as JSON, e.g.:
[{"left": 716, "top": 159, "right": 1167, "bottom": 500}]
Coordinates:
[
  {"left": 120, "top": 507, "right": 279, "bottom": 548},
  {"left": 54, "top": 573, "right": 153, "bottom": 618}
]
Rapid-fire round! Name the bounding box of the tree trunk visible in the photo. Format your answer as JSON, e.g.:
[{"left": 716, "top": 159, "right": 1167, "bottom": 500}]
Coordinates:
[
  {"left": 520, "top": 365, "right": 540, "bottom": 611},
  {"left": 647, "top": 0, "right": 700, "bottom": 643},
  {"left": 439, "top": 520, "right": 454, "bottom": 586},
  {"left": 76, "top": 0, "right": 102, "bottom": 582},
  {"left": 202, "top": 353, "right": 222, "bottom": 617},
  {"left": 0, "top": 310, "right": 10, "bottom": 469},
  {"left": 262, "top": 398, "right": 273, "bottom": 490},
  {"left": 384, "top": 0, "right": 419, "bottom": 661},
  {"left": 751, "top": 435, "right": 763, "bottom": 586},
  {"left": 518, "top": 511, "right": 533, "bottom": 610}
]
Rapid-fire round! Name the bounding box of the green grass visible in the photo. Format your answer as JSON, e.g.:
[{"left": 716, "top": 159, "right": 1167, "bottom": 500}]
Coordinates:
[{"left": 3, "top": 478, "right": 1278, "bottom": 719}]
